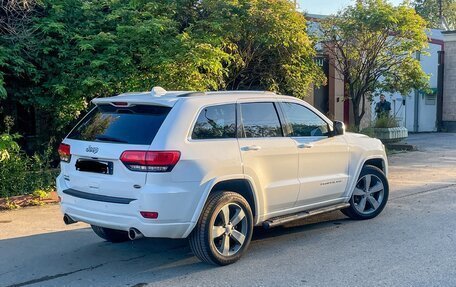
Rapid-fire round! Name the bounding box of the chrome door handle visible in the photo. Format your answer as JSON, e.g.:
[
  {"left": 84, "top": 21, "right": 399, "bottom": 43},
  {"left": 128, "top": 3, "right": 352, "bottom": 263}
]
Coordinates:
[
  {"left": 241, "top": 145, "right": 262, "bottom": 151},
  {"left": 297, "top": 143, "right": 314, "bottom": 149}
]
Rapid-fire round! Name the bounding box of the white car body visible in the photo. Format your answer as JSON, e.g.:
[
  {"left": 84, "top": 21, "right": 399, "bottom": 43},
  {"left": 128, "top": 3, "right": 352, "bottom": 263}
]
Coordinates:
[{"left": 57, "top": 90, "right": 388, "bottom": 239}]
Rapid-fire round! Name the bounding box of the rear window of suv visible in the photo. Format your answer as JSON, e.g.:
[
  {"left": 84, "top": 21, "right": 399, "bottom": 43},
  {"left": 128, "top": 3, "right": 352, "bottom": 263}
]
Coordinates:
[{"left": 67, "top": 104, "right": 171, "bottom": 145}]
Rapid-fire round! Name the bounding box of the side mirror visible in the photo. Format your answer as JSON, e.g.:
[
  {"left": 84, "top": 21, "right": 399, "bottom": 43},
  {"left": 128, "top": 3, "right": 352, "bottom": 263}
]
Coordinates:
[{"left": 333, "top": 121, "right": 345, "bottom": 136}]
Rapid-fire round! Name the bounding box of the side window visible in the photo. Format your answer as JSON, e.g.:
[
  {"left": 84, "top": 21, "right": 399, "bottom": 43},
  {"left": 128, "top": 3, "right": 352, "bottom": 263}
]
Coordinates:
[
  {"left": 281, "top": 102, "right": 329, "bottom": 137},
  {"left": 192, "top": 104, "right": 236, "bottom": 139},
  {"left": 241, "top": 102, "right": 283, "bottom": 138}
]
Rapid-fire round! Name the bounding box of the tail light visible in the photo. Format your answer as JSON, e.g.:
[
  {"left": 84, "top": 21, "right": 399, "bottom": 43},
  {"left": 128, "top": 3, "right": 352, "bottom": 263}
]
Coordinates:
[
  {"left": 120, "top": 151, "right": 180, "bottom": 172},
  {"left": 58, "top": 143, "right": 71, "bottom": 163},
  {"left": 140, "top": 211, "right": 159, "bottom": 219}
]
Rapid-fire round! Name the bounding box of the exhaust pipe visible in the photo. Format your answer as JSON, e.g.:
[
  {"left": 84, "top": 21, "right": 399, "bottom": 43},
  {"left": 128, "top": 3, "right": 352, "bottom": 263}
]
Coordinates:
[
  {"left": 63, "top": 214, "right": 77, "bottom": 225},
  {"left": 128, "top": 228, "right": 144, "bottom": 241}
]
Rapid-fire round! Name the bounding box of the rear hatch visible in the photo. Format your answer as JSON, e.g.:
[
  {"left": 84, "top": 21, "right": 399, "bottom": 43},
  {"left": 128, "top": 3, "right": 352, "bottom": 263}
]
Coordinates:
[{"left": 60, "top": 103, "right": 171, "bottom": 200}]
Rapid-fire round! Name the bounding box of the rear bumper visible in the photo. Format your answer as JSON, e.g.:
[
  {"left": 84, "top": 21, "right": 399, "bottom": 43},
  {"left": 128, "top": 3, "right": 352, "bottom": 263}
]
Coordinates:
[
  {"left": 56, "top": 174, "right": 200, "bottom": 239},
  {"left": 61, "top": 202, "right": 192, "bottom": 238}
]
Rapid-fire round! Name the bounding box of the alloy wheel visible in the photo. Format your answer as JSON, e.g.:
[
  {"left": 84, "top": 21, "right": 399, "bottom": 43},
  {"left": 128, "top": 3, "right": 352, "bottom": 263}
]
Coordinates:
[
  {"left": 352, "top": 174, "right": 385, "bottom": 215},
  {"left": 211, "top": 203, "right": 248, "bottom": 256}
]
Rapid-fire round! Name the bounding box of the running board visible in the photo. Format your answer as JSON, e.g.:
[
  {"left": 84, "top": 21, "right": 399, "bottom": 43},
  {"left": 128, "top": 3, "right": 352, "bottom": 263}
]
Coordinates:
[{"left": 262, "top": 203, "right": 350, "bottom": 229}]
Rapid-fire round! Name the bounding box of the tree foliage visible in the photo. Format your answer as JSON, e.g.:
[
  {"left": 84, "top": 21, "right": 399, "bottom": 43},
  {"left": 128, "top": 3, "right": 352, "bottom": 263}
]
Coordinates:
[
  {"left": 0, "top": 0, "right": 324, "bottom": 143},
  {"left": 0, "top": 0, "right": 39, "bottom": 99},
  {"left": 320, "top": 0, "right": 429, "bottom": 130},
  {"left": 412, "top": 0, "right": 456, "bottom": 29}
]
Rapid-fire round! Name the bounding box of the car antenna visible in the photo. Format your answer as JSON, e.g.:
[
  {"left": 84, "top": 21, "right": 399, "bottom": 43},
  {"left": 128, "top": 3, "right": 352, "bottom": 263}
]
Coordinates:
[{"left": 151, "top": 86, "right": 167, "bottom": 97}]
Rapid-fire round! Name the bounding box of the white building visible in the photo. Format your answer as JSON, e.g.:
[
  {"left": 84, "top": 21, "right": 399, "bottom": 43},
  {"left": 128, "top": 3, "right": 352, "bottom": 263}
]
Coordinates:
[{"left": 371, "top": 29, "right": 445, "bottom": 132}]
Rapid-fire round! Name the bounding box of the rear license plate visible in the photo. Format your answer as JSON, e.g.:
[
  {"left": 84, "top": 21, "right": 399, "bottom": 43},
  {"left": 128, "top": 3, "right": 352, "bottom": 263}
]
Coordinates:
[{"left": 75, "top": 159, "right": 113, "bottom": 175}]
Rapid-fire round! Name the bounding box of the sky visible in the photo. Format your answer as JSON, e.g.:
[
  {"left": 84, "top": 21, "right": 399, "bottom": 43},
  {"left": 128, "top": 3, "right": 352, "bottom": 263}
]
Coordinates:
[{"left": 298, "top": 0, "right": 404, "bottom": 15}]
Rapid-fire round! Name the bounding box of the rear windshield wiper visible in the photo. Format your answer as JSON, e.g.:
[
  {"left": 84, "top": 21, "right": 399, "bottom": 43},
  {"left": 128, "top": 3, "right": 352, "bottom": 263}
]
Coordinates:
[{"left": 95, "top": 135, "right": 128, "bottom": 143}]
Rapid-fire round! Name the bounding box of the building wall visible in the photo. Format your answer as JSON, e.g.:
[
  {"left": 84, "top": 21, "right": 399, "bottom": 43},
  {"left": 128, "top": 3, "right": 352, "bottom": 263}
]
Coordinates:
[
  {"left": 360, "top": 102, "right": 372, "bottom": 130},
  {"left": 305, "top": 87, "right": 315, "bottom": 106},
  {"left": 307, "top": 55, "right": 347, "bottom": 124},
  {"left": 442, "top": 31, "right": 456, "bottom": 131},
  {"left": 347, "top": 98, "right": 371, "bottom": 130},
  {"left": 308, "top": 57, "right": 370, "bottom": 130}
]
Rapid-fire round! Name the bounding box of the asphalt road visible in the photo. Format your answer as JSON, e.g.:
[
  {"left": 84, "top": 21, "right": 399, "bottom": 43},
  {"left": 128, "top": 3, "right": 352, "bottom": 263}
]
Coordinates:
[{"left": 1, "top": 133, "right": 455, "bottom": 287}]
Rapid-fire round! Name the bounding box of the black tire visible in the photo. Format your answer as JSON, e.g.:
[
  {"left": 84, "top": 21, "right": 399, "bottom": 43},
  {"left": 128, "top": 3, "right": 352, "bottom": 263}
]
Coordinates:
[
  {"left": 91, "top": 225, "right": 130, "bottom": 243},
  {"left": 189, "top": 191, "right": 253, "bottom": 266},
  {"left": 342, "top": 165, "right": 389, "bottom": 220}
]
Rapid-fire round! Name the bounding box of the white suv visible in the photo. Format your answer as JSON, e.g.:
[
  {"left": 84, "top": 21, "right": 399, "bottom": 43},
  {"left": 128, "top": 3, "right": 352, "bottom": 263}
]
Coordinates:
[{"left": 57, "top": 87, "right": 389, "bottom": 265}]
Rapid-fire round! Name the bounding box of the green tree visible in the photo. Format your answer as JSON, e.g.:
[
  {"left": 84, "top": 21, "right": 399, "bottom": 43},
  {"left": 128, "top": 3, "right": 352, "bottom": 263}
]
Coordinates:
[
  {"left": 412, "top": 0, "right": 456, "bottom": 29},
  {"left": 320, "top": 0, "right": 429, "bottom": 130},
  {"left": 1, "top": 0, "right": 323, "bottom": 145},
  {"left": 0, "top": 0, "right": 40, "bottom": 101},
  {"left": 181, "top": 0, "right": 325, "bottom": 96}
]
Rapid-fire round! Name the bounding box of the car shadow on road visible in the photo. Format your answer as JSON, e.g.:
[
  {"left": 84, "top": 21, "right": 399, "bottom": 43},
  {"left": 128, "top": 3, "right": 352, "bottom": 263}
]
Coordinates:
[{"left": 0, "top": 211, "right": 352, "bottom": 287}]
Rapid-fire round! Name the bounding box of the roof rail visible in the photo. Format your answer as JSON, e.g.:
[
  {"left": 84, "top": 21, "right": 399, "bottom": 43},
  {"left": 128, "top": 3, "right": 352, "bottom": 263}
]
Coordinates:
[
  {"left": 176, "top": 91, "right": 277, "bottom": 97},
  {"left": 206, "top": 90, "right": 277, "bottom": 96},
  {"left": 176, "top": 92, "right": 206, "bottom": 97}
]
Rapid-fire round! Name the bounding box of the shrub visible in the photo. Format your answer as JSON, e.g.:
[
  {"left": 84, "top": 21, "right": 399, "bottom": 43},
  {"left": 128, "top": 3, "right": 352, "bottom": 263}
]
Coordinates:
[
  {"left": 0, "top": 133, "right": 20, "bottom": 162},
  {"left": 32, "top": 189, "right": 50, "bottom": 200},
  {"left": 373, "top": 116, "right": 399, "bottom": 128},
  {"left": 0, "top": 133, "right": 56, "bottom": 198},
  {"left": 359, "top": 127, "right": 376, "bottom": 138}
]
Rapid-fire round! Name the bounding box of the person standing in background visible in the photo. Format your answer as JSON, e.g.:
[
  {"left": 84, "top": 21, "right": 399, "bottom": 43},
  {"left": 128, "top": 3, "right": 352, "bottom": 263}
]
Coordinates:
[{"left": 375, "top": 94, "right": 392, "bottom": 118}]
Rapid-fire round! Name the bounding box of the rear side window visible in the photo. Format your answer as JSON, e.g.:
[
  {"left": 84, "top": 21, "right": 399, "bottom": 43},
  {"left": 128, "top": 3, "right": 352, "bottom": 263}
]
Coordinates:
[
  {"left": 241, "top": 102, "right": 283, "bottom": 138},
  {"left": 68, "top": 104, "right": 171, "bottom": 145},
  {"left": 192, "top": 104, "right": 236, "bottom": 139}
]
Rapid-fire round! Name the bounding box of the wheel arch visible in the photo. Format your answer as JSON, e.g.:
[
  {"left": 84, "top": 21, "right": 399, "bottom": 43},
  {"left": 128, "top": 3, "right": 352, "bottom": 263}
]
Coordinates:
[
  {"left": 363, "top": 158, "right": 387, "bottom": 174},
  {"left": 210, "top": 179, "right": 257, "bottom": 221},
  {"left": 183, "top": 176, "right": 260, "bottom": 238},
  {"left": 344, "top": 155, "right": 388, "bottom": 199}
]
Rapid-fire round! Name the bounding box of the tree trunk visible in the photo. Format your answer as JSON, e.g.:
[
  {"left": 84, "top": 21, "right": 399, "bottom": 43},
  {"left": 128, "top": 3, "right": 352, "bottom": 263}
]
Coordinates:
[
  {"left": 352, "top": 101, "right": 361, "bottom": 132},
  {"left": 350, "top": 89, "right": 362, "bottom": 132}
]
